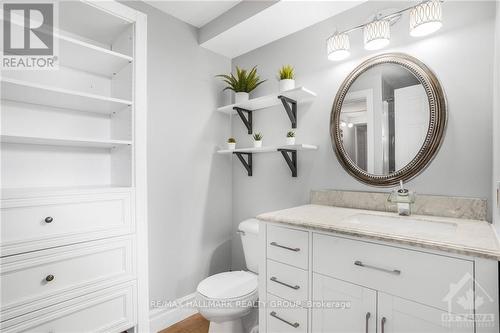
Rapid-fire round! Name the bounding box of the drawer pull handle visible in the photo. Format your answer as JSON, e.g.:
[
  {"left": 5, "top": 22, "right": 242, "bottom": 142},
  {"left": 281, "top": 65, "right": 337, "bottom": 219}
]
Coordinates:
[
  {"left": 354, "top": 260, "right": 401, "bottom": 275},
  {"left": 270, "top": 242, "right": 300, "bottom": 252},
  {"left": 45, "top": 274, "right": 55, "bottom": 282},
  {"left": 365, "top": 312, "right": 371, "bottom": 333},
  {"left": 381, "top": 317, "right": 387, "bottom": 333},
  {"left": 270, "top": 276, "right": 300, "bottom": 290},
  {"left": 270, "top": 311, "right": 300, "bottom": 328},
  {"left": 44, "top": 217, "right": 53, "bottom": 223}
]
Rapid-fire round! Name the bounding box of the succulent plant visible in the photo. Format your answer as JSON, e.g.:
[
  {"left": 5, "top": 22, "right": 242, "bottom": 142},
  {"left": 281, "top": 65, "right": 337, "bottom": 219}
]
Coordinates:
[
  {"left": 253, "top": 132, "right": 263, "bottom": 141},
  {"left": 227, "top": 137, "right": 236, "bottom": 143},
  {"left": 216, "top": 66, "right": 266, "bottom": 93},
  {"left": 278, "top": 65, "right": 295, "bottom": 80},
  {"left": 286, "top": 130, "right": 295, "bottom": 138}
]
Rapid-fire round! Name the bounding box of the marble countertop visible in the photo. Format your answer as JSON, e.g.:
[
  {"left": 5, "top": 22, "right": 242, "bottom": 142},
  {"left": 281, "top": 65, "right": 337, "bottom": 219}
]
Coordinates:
[{"left": 257, "top": 204, "right": 500, "bottom": 260}]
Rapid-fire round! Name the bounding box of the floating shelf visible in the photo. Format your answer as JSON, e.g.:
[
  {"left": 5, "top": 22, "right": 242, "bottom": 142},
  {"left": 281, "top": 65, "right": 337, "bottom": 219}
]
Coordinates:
[
  {"left": 1, "top": 134, "right": 132, "bottom": 149},
  {"left": 218, "top": 144, "right": 317, "bottom": 177},
  {"left": 216, "top": 87, "right": 316, "bottom": 134},
  {"left": 58, "top": 34, "right": 133, "bottom": 77},
  {"left": 1, "top": 78, "right": 132, "bottom": 114}
]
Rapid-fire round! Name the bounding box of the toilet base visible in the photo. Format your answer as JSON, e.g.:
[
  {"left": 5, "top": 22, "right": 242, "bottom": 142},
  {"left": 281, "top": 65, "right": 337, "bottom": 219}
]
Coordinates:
[{"left": 208, "top": 319, "right": 244, "bottom": 333}]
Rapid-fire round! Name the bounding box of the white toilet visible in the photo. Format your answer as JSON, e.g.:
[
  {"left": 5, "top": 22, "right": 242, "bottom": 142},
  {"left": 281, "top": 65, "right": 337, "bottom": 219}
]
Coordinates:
[{"left": 196, "top": 219, "right": 259, "bottom": 333}]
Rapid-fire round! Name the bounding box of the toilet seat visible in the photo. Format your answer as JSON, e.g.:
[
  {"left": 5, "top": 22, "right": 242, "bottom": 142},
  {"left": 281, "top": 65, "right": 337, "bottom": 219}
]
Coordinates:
[{"left": 197, "top": 271, "right": 257, "bottom": 300}]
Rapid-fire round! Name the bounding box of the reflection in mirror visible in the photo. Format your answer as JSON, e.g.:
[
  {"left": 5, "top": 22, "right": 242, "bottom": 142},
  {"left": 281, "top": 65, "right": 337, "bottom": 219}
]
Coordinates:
[{"left": 339, "top": 63, "right": 429, "bottom": 175}]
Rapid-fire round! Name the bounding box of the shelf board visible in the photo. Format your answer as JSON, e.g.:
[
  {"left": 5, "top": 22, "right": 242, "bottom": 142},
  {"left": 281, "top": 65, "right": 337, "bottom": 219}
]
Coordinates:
[
  {"left": 59, "top": 35, "right": 133, "bottom": 77},
  {"left": 217, "top": 87, "right": 316, "bottom": 114},
  {"left": 1, "top": 134, "right": 132, "bottom": 149},
  {"left": 217, "top": 144, "right": 318, "bottom": 154},
  {"left": 1, "top": 78, "right": 132, "bottom": 114},
  {"left": 1, "top": 185, "right": 133, "bottom": 199}
]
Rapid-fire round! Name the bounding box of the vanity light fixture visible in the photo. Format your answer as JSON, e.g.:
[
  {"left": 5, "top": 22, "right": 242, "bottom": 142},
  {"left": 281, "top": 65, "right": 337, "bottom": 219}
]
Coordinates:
[
  {"left": 364, "top": 19, "right": 391, "bottom": 50},
  {"left": 340, "top": 121, "right": 347, "bottom": 127},
  {"left": 327, "top": 32, "right": 350, "bottom": 61},
  {"left": 327, "top": 1, "right": 444, "bottom": 61},
  {"left": 347, "top": 123, "right": 354, "bottom": 128},
  {"left": 409, "top": 0, "right": 443, "bottom": 37}
]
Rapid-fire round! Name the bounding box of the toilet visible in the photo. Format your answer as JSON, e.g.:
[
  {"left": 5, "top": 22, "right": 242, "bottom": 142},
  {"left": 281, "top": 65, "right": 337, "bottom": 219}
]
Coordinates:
[{"left": 196, "top": 219, "right": 259, "bottom": 333}]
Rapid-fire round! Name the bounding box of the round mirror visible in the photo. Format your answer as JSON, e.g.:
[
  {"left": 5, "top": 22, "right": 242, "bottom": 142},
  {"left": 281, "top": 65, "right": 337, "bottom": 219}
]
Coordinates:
[{"left": 331, "top": 53, "right": 447, "bottom": 187}]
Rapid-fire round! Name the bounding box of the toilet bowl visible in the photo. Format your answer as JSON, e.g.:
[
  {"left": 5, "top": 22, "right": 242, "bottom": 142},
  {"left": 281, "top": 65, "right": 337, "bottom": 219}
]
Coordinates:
[{"left": 196, "top": 219, "right": 260, "bottom": 333}]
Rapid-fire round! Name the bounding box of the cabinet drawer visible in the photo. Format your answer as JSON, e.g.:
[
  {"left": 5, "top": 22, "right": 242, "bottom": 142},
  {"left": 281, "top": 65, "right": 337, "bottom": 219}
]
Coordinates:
[
  {"left": 1, "top": 281, "right": 136, "bottom": 333},
  {"left": 267, "top": 294, "right": 308, "bottom": 333},
  {"left": 267, "top": 260, "right": 308, "bottom": 303},
  {"left": 313, "top": 233, "right": 473, "bottom": 313},
  {"left": 1, "top": 236, "right": 135, "bottom": 321},
  {"left": 1, "top": 191, "right": 133, "bottom": 256},
  {"left": 267, "top": 225, "right": 308, "bottom": 269}
]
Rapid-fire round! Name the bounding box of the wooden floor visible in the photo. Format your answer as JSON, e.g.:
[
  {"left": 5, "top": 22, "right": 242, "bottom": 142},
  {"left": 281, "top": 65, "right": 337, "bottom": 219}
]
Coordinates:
[{"left": 159, "top": 314, "right": 209, "bottom": 333}]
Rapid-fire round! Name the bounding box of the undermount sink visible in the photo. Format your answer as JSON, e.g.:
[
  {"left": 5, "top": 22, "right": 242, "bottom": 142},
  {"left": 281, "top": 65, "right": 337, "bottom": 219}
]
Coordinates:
[{"left": 343, "top": 214, "right": 457, "bottom": 236}]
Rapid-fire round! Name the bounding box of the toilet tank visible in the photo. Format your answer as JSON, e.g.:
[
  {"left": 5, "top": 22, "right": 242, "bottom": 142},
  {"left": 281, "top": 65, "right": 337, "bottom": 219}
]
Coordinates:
[{"left": 239, "top": 219, "right": 259, "bottom": 274}]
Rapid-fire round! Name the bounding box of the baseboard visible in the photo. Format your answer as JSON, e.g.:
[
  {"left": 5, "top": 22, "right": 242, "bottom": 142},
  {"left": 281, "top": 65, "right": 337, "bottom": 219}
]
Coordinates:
[{"left": 149, "top": 292, "right": 198, "bottom": 332}]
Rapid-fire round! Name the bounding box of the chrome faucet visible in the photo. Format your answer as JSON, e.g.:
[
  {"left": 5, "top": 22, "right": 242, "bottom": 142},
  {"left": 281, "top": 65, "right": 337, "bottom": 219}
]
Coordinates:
[{"left": 389, "top": 180, "right": 414, "bottom": 216}]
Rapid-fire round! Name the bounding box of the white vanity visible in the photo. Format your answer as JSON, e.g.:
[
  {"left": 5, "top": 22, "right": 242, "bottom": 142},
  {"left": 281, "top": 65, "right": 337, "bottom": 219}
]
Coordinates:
[{"left": 257, "top": 204, "right": 500, "bottom": 333}]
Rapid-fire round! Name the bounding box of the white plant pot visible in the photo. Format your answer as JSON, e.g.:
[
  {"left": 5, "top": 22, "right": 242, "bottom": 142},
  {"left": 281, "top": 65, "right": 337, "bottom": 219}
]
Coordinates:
[
  {"left": 254, "top": 140, "right": 262, "bottom": 148},
  {"left": 279, "top": 79, "right": 295, "bottom": 92},
  {"left": 235, "top": 92, "right": 249, "bottom": 104},
  {"left": 286, "top": 137, "right": 296, "bottom": 145},
  {"left": 227, "top": 142, "right": 236, "bottom": 150}
]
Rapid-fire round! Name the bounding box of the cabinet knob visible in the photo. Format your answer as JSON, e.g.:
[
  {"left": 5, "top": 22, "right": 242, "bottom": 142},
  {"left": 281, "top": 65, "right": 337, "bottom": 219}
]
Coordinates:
[
  {"left": 44, "top": 217, "right": 53, "bottom": 223},
  {"left": 45, "top": 274, "right": 55, "bottom": 282}
]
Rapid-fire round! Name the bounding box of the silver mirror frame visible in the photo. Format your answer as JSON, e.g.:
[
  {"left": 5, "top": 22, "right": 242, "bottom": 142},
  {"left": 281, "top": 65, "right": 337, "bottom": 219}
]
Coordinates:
[{"left": 330, "top": 53, "right": 447, "bottom": 187}]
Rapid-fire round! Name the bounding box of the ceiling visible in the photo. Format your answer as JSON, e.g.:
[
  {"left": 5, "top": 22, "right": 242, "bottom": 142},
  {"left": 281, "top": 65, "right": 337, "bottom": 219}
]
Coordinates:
[{"left": 144, "top": 1, "right": 241, "bottom": 28}]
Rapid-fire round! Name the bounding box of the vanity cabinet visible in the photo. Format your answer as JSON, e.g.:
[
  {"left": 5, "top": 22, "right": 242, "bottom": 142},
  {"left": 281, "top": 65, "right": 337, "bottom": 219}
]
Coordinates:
[{"left": 259, "top": 222, "right": 497, "bottom": 333}]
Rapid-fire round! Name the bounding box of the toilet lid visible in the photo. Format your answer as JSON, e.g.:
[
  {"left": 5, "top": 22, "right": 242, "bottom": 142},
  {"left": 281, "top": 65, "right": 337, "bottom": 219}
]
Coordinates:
[{"left": 197, "top": 271, "right": 257, "bottom": 299}]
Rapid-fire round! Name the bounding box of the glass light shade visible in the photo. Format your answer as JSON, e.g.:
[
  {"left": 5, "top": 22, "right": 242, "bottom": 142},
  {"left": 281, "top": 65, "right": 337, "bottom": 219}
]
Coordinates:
[
  {"left": 364, "top": 19, "right": 390, "bottom": 50},
  {"left": 410, "top": 0, "right": 443, "bottom": 37},
  {"left": 347, "top": 123, "right": 354, "bottom": 128},
  {"left": 327, "top": 33, "right": 350, "bottom": 61}
]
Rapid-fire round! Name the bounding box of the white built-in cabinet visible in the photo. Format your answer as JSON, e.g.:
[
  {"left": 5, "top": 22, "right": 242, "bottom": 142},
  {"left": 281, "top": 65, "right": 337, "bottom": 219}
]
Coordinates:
[
  {"left": 259, "top": 223, "right": 499, "bottom": 333},
  {"left": 0, "top": 1, "right": 149, "bottom": 332}
]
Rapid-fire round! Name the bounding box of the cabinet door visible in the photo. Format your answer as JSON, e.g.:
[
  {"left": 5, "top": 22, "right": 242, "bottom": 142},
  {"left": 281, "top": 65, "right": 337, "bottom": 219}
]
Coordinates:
[
  {"left": 378, "top": 293, "right": 474, "bottom": 333},
  {"left": 312, "top": 273, "right": 376, "bottom": 333}
]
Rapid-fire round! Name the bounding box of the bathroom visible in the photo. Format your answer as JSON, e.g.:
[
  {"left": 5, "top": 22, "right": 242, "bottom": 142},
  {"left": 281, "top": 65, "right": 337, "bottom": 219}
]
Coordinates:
[{"left": 0, "top": 0, "right": 499, "bottom": 332}]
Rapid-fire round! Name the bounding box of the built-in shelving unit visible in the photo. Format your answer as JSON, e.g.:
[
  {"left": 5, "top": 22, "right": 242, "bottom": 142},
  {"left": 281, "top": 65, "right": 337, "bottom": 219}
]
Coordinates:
[
  {"left": 1, "top": 78, "right": 131, "bottom": 114},
  {"left": 218, "top": 144, "right": 318, "bottom": 177},
  {"left": 217, "top": 87, "right": 316, "bottom": 134},
  {"left": 1, "top": 1, "right": 148, "bottom": 332}
]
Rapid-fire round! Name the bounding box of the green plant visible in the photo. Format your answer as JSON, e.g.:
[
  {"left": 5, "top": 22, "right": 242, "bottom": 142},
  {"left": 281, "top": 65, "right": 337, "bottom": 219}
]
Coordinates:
[
  {"left": 253, "top": 133, "right": 263, "bottom": 141},
  {"left": 216, "top": 66, "right": 266, "bottom": 93},
  {"left": 278, "top": 65, "right": 295, "bottom": 80},
  {"left": 227, "top": 137, "right": 236, "bottom": 143},
  {"left": 286, "top": 130, "right": 295, "bottom": 138}
]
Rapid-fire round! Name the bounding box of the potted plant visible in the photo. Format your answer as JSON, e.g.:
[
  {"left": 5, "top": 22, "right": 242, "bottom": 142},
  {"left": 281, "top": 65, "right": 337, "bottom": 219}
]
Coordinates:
[
  {"left": 217, "top": 66, "right": 266, "bottom": 104},
  {"left": 286, "top": 130, "right": 296, "bottom": 145},
  {"left": 227, "top": 137, "right": 236, "bottom": 150},
  {"left": 253, "top": 132, "right": 263, "bottom": 148},
  {"left": 278, "top": 65, "right": 295, "bottom": 92}
]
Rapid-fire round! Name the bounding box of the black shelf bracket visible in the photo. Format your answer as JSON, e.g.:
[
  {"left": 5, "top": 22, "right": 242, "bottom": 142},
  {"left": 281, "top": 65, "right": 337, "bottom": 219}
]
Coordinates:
[
  {"left": 234, "top": 107, "right": 253, "bottom": 134},
  {"left": 278, "top": 149, "right": 297, "bottom": 177},
  {"left": 277, "top": 95, "right": 297, "bottom": 129},
  {"left": 233, "top": 152, "right": 252, "bottom": 176}
]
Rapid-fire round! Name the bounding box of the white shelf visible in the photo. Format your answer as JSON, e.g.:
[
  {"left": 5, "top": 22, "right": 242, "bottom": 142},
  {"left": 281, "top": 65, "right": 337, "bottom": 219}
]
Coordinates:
[
  {"left": 1, "top": 134, "right": 132, "bottom": 149},
  {"left": 1, "top": 78, "right": 132, "bottom": 114},
  {"left": 59, "top": 35, "right": 132, "bottom": 77},
  {"left": 217, "top": 144, "right": 318, "bottom": 154},
  {"left": 1, "top": 185, "right": 133, "bottom": 199},
  {"left": 217, "top": 87, "right": 316, "bottom": 114}
]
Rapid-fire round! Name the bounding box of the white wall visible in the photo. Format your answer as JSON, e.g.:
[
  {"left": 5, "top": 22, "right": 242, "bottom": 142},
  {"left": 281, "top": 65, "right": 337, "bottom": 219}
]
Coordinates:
[
  {"left": 122, "top": 1, "right": 233, "bottom": 311},
  {"left": 231, "top": 1, "right": 496, "bottom": 269},
  {"left": 494, "top": 1, "right": 500, "bottom": 229}
]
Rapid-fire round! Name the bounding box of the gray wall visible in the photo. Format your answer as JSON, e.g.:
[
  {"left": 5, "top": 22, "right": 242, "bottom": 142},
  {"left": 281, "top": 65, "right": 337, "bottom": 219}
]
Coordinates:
[
  {"left": 122, "top": 2, "right": 233, "bottom": 308},
  {"left": 231, "top": 1, "right": 496, "bottom": 269},
  {"left": 494, "top": 1, "right": 500, "bottom": 229}
]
